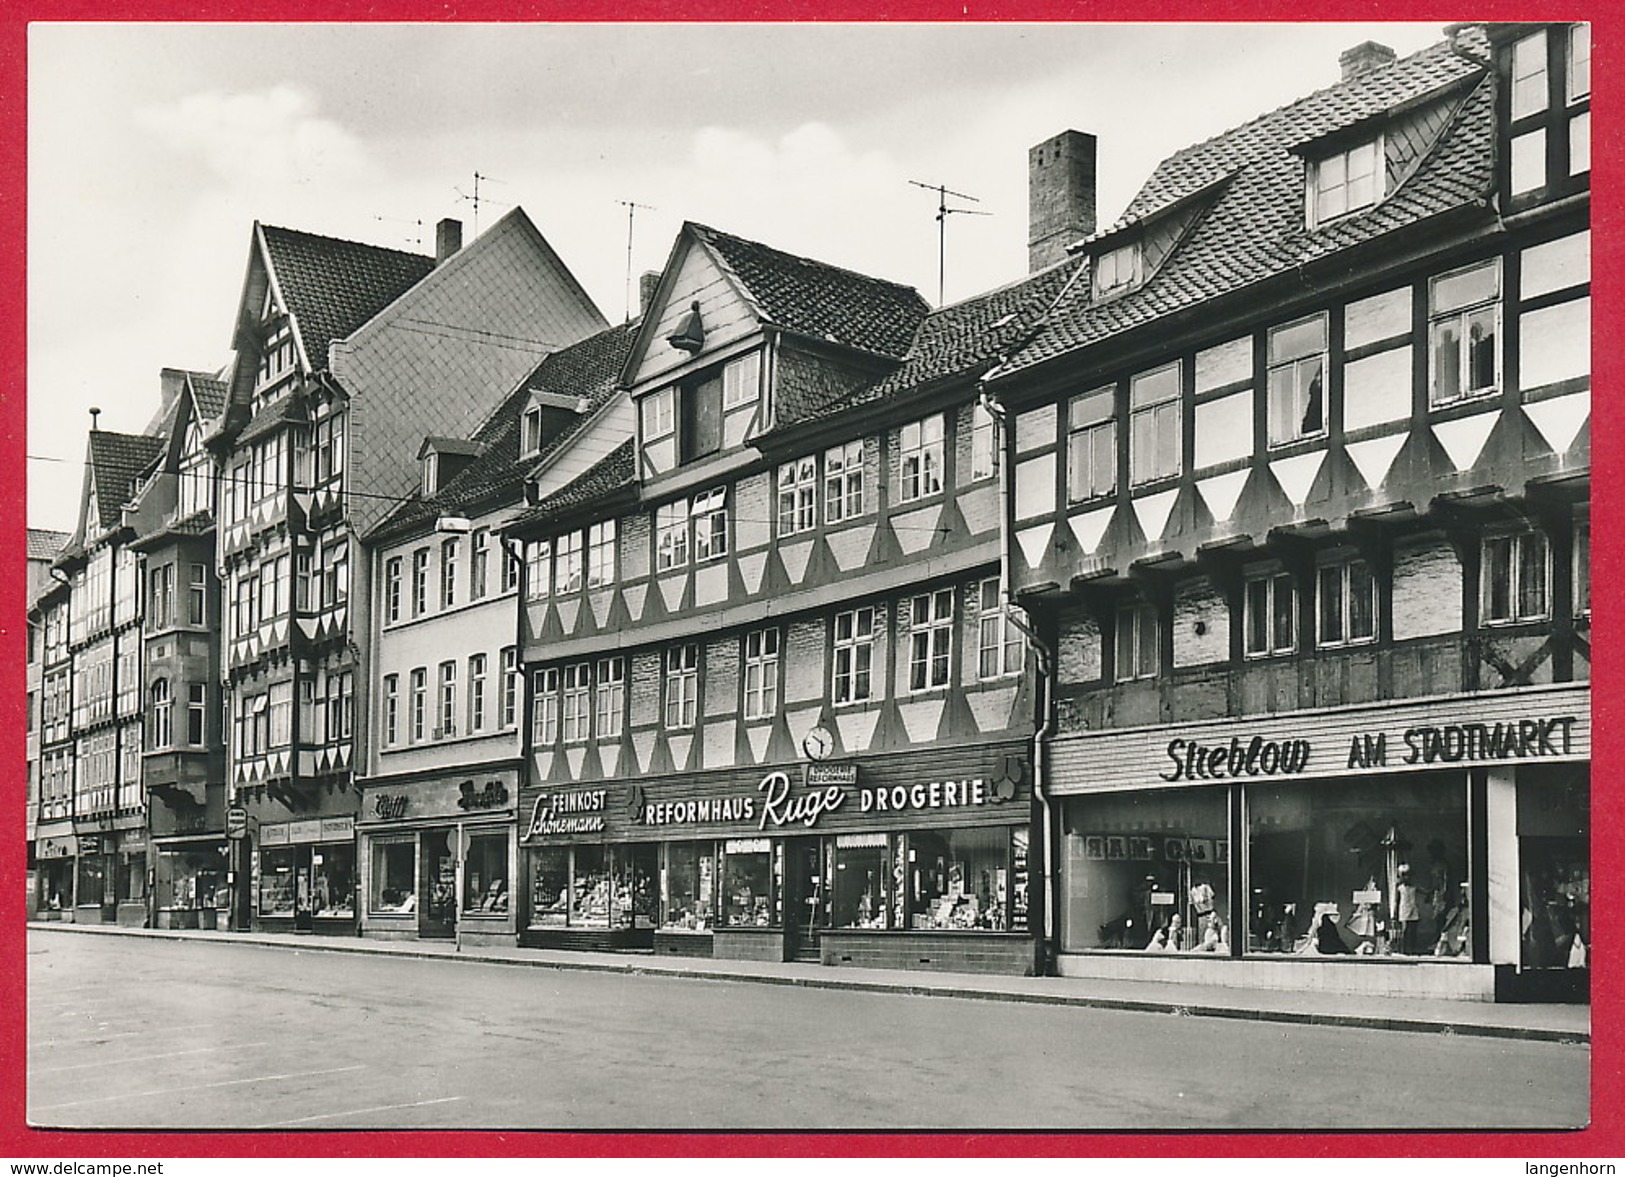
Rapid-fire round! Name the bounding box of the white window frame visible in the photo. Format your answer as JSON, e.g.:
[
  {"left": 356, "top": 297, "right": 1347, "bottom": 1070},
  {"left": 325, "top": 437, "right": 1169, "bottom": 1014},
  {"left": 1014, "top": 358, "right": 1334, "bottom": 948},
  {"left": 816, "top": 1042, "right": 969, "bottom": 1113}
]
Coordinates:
[
  {"left": 1114, "top": 599, "right": 1159, "bottom": 683},
  {"left": 977, "top": 579, "right": 1025, "bottom": 681},
  {"left": 1574, "top": 507, "right": 1590, "bottom": 618},
  {"left": 898, "top": 415, "right": 945, "bottom": 504},
  {"left": 656, "top": 501, "right": 689, "bottom": 571},
  {"left": 1568, "top": 24, "right": 1590, "bottom": 103},
  {"left": 437, "top": 661, "right": 457, "bottom": 739},
  {"left": 970, "top": 400, "right": 998, "bottom": 481},
  {"left": 692, "top": 487, "right": 728, "bottom": 562},
  {"left": 778, "top": 458, "right": 817, "bottom": 536},
  {"left": 642, "top": 388, "right": 675, "bottom": 441},
  {"left": 411, "top": 549, "right": 429, "bottom": 617},
  {"left": 1511, "top": 29, "right": 1550, "bottom": 120},
  {"left": 1244, "top": 570, "right": 1297, "bottom": 658},
  {"left": 150, "top": 679, "right": 173, "bottom": 748},
  {"left": 587, "top": 520, "right": 616, "bottom": 589},
  {"left": 665, "top": 645, "right": 698, "bottom": 729},
  {"left": 596, "top": 657, "right": 625, "bottom": 739},
  {"left": 1067, "top": 386, "right": 1117, "bottom": 503},
  {"left": 383, "top": 674, "right": 399, "bottom": 747},
  {"left": 500, "top": 647, "right": 518, "bottom": 729},
  {"left": 1428, "top": 260, "right": 1501, "bottom": 408},
  {"left": 907, "top": 588, "right": 955, "bottom": 693},
  {"left": 824, "top": 440, "right": 865, "bottom": 523},
  {"left": 562, "top": 663, "right": 591, "bottom": 743},
  {"left": 1129, "top": 363, "right": 1182, "bottom": 486},
  {"left": 1482, "top": 529, "right": 1551, "bottom": 625},
  {"left": 468, "top": 654, "right": 487, "bottom": 734},
  {"left": 526, "top": 539, "right": 552, "bottom": 600},
  {"left": 470, "top": 530, "right": 489, "bottom": 601},
  {"left": 410, "top": 668, "right": 428, "bottom": 743},
  {"left": 743, "top": 629, "right": 780, "bottom": 720},
  {"left": 1266, "top": 314, "right": 1328, "bottom": 447},
  {"left": 723, "top": 351, "right": 761, "bottom": 410},
  {"left": 1316, "top": 557, "right": 1378, "bottom": 649},
  {"left": 1094, "top": 241, "right": 1141, "bottom": 297},
  {"left": 833, "top": 607, "right": 876, "bottom": 706},
  {"left": 556, "top": 531, "right": 583, "bottom": 594},
  {"left": 521, "top": 406, "right": 543, "bottom": 458},
  {"left": 441, "top": 538, "right": 459, "bottom": 610},
  {"left": 1309, "top": 137, "right": 1382, "bottom": 227},
  {"left": 533, "top": 668, "right": 559, "bottom": 745}
]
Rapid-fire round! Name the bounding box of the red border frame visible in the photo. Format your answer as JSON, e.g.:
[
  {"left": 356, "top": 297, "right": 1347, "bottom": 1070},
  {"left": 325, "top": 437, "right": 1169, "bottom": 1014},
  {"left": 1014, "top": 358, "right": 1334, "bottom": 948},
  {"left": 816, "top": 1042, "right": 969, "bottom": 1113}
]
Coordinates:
[{"left": 4, "top": 2, "right": 1617, "bottom": 1159}]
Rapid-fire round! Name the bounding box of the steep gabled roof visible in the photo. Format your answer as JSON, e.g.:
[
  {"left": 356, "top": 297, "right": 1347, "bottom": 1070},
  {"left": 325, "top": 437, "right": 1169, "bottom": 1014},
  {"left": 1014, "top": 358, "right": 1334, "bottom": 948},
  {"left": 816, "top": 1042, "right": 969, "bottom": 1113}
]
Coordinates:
[
  {"left": 366, "top": 319, "right": 639, "bottom": 543},
  {"left": 87, "top": 430, "right": 166, "bottom": 529},
  {"left": 1000, "top": 30, "right": 1493, "bottom": 378},
  {"left": 187, "top": 371, "right": 229, "bottom": 425},
  {"left": 27, "top": 528, "right": 70, "bottom": 563},
  {"left": 690, "top": 223, "right": 930, "bottom": 360},
  {"left": 259, "top": 225, "right": 437, "bottom": 371},
  {"left": 507, "top": 437, "right": 637, "bottom": 532}
]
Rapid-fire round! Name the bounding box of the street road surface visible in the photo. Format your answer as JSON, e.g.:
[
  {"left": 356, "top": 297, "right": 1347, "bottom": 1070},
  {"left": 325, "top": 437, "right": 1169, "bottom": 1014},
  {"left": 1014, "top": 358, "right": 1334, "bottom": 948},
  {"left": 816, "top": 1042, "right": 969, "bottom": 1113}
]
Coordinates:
[{"left": 28, "top": 931, "right": 1588, "bottom": 1130}]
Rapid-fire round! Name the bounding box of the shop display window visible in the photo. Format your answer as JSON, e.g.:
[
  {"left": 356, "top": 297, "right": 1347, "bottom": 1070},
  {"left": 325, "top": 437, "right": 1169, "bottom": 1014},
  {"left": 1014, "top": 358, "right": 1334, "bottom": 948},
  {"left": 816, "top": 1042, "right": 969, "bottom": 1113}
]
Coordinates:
[
  {"left": 613, "top": 844, "right": 657, "bottom": 929},
  {"left": 663, "top": 842, "right": 717, "bottom": 931},
  {"left": 157, "top": 847, "right": 229, "bottom": 910},
  {"left": 369, "top": 838, "right": 417, "bottom": 914},
  {"left": 1518, "top": 770, "right": 1588, "bottom": 970},
  {"left": 832, "top": 834, "right": 891, "bottom": 929},
  {"left": 570, "top": 844, "right": 612, "bottom": 927},
  {"left": 722, "top": 839, "right": 774, "bottom": 927},
  {"left": 529, "top": 846, "right": 570, "bottom": 926},
  {"left": 313, "top": 843, "right": 355, "bottom": 918},
  {"left": 463, "top": 833, "right": 510, "bottom": 915},
  {"left": 1061, "top": 790, "right": 1230, "bottom": 951},
  {"left": 259, "top": 847, "right": 297, "bottom": 916},
  {"left": 1247, "top": 775, "right": 1468, "bottom": 959},
  {"left": 909, "top": 827, "right": 1018, "bottom": 931}
]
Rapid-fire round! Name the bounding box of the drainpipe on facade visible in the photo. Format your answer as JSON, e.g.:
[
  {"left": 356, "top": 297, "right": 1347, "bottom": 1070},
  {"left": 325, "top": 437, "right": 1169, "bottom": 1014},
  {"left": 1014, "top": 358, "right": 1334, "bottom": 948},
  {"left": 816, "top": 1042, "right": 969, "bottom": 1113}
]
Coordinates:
[{"left": 979, "top": 382, "right": 1058, "bottom": 976}]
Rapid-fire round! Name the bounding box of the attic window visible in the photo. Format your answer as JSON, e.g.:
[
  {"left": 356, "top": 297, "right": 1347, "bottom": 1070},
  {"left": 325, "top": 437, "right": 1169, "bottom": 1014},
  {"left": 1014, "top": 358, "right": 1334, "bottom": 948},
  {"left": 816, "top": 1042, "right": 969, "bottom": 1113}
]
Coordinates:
[
  {"left": 1308, "top": 137, "right": 1382, "bottom": 227},
  {"left": 1093, "top": 241, "right": 1142, "bottom": 298},
  {"left": 521, "top": 407, "right": 542, "bottom": 458}
]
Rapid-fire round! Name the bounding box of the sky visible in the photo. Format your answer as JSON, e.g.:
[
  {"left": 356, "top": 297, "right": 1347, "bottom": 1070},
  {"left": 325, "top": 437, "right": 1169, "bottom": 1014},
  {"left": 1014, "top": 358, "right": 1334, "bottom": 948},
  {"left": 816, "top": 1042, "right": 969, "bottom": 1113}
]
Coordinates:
[{"left": 26, "top": 20, "right": 1449, "bottom": 534}]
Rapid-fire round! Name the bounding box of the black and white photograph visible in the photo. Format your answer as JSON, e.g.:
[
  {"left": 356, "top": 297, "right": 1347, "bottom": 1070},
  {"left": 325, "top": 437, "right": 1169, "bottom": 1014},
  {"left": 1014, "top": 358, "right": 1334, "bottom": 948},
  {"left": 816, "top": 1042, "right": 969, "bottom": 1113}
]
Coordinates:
[{"left": 23, "top": 19, "right": 1591, "bottom": 1136}]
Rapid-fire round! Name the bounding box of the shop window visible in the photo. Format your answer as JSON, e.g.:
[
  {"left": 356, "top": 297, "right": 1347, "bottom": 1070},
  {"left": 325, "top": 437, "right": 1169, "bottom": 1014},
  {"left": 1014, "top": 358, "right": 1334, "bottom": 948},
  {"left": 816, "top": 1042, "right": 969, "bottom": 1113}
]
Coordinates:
[
  {"left": 316, "top": 844, "right": 354, "bottom": 918},
  {"left": 722, "top": 839, "right": 774, "bottom": 927},
  {"left": 556, "top": 531, "right": 583, "bottom": 594},
  {"left": 570, "top": 845, "right": 612, "bottom": 927},
  {"left": 533, "top": 668, "right": 559, "bottom": 744},
  {"left": 587, "top": 520, "right": 616, "bottom": 589},
  {"left": 382, "top": 675, "right": 399, "bottom": 746},
  {"left": 663, "top": 842, "right": 717, "bottom": 931},
  {"left": 778, "top": 457, "right": 817, "bottom": 536},
  {"left": 526, "top": 539, "right": 552, "bottom": 600},
  {"left": 156, "top": 847, "right": 228, "bottom": 912},
  {"left": 824, "top": 440, "right": 865, "bottom": 523},
  {"left": 907, "top": 588, "right": 954, "bottom": 693},
  {"left": 1060, "top": 789, "right": 1229, "bottom": 951},
  {"left": 597, "top": 656, "right": 625, "bottom": 739},
  {"left": 500, "top": 647, "right": 518, "bottom": 728},
  {"left": 1429, "top": 260, "right": 1500, "bottom": 406},
  {"left": 832, "top": 834, "right": 891, "bottom": 929},
  {"left": 468, "top": 654, "right": 487, "bottom": 733},
  {"left": 1244, "top": 569, "right": 1297, "bottom": 658},
  {"left": 1115, "top": 600, "right": 1159, "bottom": 682},
  {"left": 470, "top": 529, "right": 489, "bottom": 600},
  {"left": 562, "top": 663, "right": 591, "bottom": 742},
  {"left": 909, "top": 827, "right": 1020, "bottom": 931},
  {"left": 463, "top": 833, "right": 510, "bottom": 914},
  {"left": 1067, "top": 387, "right": 1116, "bottom": 503},
  {"left": 665, "top": 645, "right": 698, "bottom": 729},
  {"left": 149, "top": 679, "right": 172, "bottom": 748},
  {"left": 1518, "top": 772, "right": 1589, "bottom": 971},
  {"left": 978, "top": 579, "right": 1025, "bottom": 680},
  {"left": 1317, "top": 557, "right": 1377, "bottom": 647},
  {"left": 743, "top": 629, "right": 780, "bottom": 720},
  {"left": 833, "top": 607, "right": 876, "bottom": 705},
  {"left": 1574, "top": 509, "right": 1590, "bottom": 617},
  {"left": 371, "top": 839, "right": 417, "bottom": 913},
  {"left": 970, "top": 400, "right": 998, "bottom": 481},
  {"left": 410, "top": 668, "right": 427, "bottom": 742},
  {"left": 1308, "top": 137, "right": 1381, "bottom": 227},
  {"left": 693, "top": 488, "right": 728, "bottom": 562},
  {"left": 529, "top": 846, "right": 571, "bottom": 926},
  {"left": 898, "top": 414, "right": 945, "bottom": 503},
  {"left": 1483, "top": 529, "right": 1550, "bottom": 624},
  {"left": 258, "top": 847, "right": 296, "bottom": 916},
  {"left": 1266, "top": 314, "right": 1326, "bottom": 446},
  {"left": 441, "top": 538, "right": 458, "bottom": 609},
  {"left": 655, "top": 500, "right": 689, "bottom": 571},
  {"left": 411, "top": 548, "right": 429, "bottom": 616},
  {"left": 1129, "top": 362, "right": 1181, "bottom": 485},
  {"left": 1249, "top": 775, "right": 1469, "bottom": 958}
]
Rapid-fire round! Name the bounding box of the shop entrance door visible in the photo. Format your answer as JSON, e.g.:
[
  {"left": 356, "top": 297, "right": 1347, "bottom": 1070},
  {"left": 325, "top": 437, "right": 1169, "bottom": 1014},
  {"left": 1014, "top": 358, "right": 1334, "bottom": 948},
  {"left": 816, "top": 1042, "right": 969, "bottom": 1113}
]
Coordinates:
[
  {"left": 293, "top": 851, "right": 314, "bottom": 931},
  {"left": 420, "top": 828, "right": 457, "bottom": 939},
  {"left": 786, "top": 837, "right": 828, "bottom": 963}
]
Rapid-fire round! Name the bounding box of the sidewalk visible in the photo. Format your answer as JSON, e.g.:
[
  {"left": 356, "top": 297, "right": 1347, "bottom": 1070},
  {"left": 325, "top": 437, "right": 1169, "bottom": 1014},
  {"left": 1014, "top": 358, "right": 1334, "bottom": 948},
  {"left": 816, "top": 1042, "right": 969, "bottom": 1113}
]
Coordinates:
[{"left": 30, "top": 921, "right": 1590, "bottom": 1045}]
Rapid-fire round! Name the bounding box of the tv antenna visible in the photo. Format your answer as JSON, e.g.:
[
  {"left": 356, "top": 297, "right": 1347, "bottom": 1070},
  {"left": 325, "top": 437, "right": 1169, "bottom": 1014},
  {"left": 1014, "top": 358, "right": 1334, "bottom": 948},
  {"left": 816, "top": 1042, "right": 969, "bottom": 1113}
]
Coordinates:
[
  {"left": 372, "top": 215, "right": 424, "bottom": 249},
  {"left": 454, "top": 171, "right": 507, "bottom": 237},
  {"left": 618, "top": 199, "right": 657, "bottom": 323},
  {"left": 909, "top": 179, "right": 991, "bottom": 305}
]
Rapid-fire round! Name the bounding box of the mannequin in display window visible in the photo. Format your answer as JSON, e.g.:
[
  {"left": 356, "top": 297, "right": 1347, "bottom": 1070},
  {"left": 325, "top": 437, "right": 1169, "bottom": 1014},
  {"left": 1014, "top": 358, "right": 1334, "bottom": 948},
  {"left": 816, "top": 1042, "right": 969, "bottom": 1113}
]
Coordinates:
[
  {"left": 1194, "top": 911, "right": 1227, "bottom": 953},
  {"left": 1394, "top": 863, "right": 1421, "bottom": 955}
]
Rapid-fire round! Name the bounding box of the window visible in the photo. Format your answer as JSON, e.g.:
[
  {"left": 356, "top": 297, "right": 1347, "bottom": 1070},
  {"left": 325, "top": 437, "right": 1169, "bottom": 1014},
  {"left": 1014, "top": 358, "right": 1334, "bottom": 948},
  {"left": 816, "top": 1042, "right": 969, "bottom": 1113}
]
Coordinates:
[
  {"left": 371, "top": 839, "right": 417, "bottom": 914},
  {"left": 502, "top": 541, "right": 520, "bottom": 593},
  {"left": 1317, "top": 558, "right": 1377, "bottom": 647},
  {"left": 438, "top": 662, "right": 457, "bottom": 738},
  {"left": 410, "top": 668, "right": 427, "bottom": 742},
  {"left": 656, "top": 501, "right": 689, "bottom": 571},
  {"left": 1310, "top": 138, "right": 1381, "bottom": 225},
  {"left": 977, "top": 580, "right": 1025, "bottom": 680},
  {"left": 1568, "top": 24, "right": 1590, "bottom": 102},
  {"left": 1267, "top": 314, "right": 1327, "bottom": 446},
  {"left": 463, "top": 833, "right": 510, "bottom": 915},
  {"left": 1511, "top": 29, "right": 1549, "bottom": 120},
  {"left": 898, "top": 415, "right": 945, "bottom": 503},
  {"left": 824, "top": 441, "right": 865, "bottom": 523},
  {"left": 1130, "top": 363, "right": 1181, "bottom": 485},
  {"left": 295, "top": 552, "right": 312, "bottom": 614},
  {"left": 1115, "top": 600, "right": 1159, "bottom": 682},
  {"left": 1094, "top": 241, "right": 1141, "bottom": 296},
  {"left": 1244, "top": 571, "right": 1297, "bottom": 657},
  {"left": 587, "top": 520, "right": 616, "bottom": 589},
  {"left": 500, "top": 648, "right": 518, "bottom": 729},
  {"left": 642, "top": 388, "right": 675, "bottom": 442},
  {"left": 327, "top": 672, "right": 353, "bottom": 743},
  {"left": 970, "top": 401, "right": 998, "bottom": 481},
  {"left": 723, "top": 351, "right": 761, "bottom": 409},
  {"left": 525, "top": 539, "right": 552, "bottom": 600},
  {"left": 521, "top": 406, "right": 542, "bottom": 457},
  {"left": 562, "top": 663, "right": 591, "bottom": 742},
  {"left": 1483, "top": 530, "right": 1550, "bottom": 624},
  {"left": 743, "top": 629, "right": 780, "bottom": 720},
  {"left": 187, "top": 683, "right": 206, "bottom": 746},
  {"left": 693, "top": 488, "right": 728, "bottom": 562},
  {"left": 1429, "top": 261, "right": 1500, "bottom": 406},
  {"left": 1574, "top": 509, "right": 1590, "bottom": 617},
  {"left": 665, "top": 645, "right": 698, "bottom": 729},
  {"left": 149, "top": 564, "right": 174, "bottom": 630},
  {"left": 468, "top": 654, "right": 487, "bottom": 733},
  {"left": 596, "top": 657, "right": 625, "bottom": 739},
  {"left": 188, "top": 564, "right": 207, "bottom": 626},
  {"left": 470, "top": 530, "right": 489, "bottom": 600},
  {"left": 268, "top": 680, "right": 293, "bottom": 748},
  {"left": 441, "top": 538, "right": 459, "bottom": 609},
  {"left": 833, "top": 607, "right": 876, "bottom": 705},
  {"left": 150, "top": 680, "right": 172, "bottom": 748},
  {"left": 908, "top": 589, "right": 954, "bottom": 692},
  {"left": 383, "top": 675, "right": 399, "bottom": 747},
  {"left": 533, "top": 668, "right": 559, "bottom": 745},
  {"left": 778, "top": 458, "right": 817, "bottom": 536},
  {"left": 383, "top": 557, "right": 402, "bottom": 623},
  {"left": 556, "top": 531, "right": 583, "bottom": 594},
  {"left": 411, "top": 549, "right": 429, "bottom": 616},
  {"left": 1067, "top": 387, "right": 1117, "bottom": 502},
  {"left": 314, "top": 413, "right": 345, "bottom": 486}
]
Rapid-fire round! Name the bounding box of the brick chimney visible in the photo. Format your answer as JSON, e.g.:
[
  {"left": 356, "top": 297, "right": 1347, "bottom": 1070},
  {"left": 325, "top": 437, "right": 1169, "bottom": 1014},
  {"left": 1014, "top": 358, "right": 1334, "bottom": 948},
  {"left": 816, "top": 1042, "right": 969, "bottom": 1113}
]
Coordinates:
[
  {"left": 436, "top": 218, "right": 463, "bottom": 263},
  {"left": 1340, "top": 41, "right": 1397, "bottom": 82},
  {"left": 638, "top": 270, "right": 662, "bottom": 320},
  {"left": 1028, "top": 130, "right": 1097, "bottom": 273}
]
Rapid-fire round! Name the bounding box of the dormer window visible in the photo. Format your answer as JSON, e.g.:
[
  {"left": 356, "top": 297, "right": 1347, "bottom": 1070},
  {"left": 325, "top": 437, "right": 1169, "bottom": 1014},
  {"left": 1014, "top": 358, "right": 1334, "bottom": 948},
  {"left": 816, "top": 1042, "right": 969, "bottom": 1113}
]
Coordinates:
[
  {"left": 520, "top": 391, "right": 589, "bottom": 462},
  {"left": 1308, "top": 137, "right": 1381, "bottom": 226},
  {"left": 1093, "top": 241, "right": 1141, "bottom": 298},
  {"left": 521, "top": 406, "right": 542, "bottom": 458},
  {"left": 638, "top": 349, "right": 763, "bottom": 475}
]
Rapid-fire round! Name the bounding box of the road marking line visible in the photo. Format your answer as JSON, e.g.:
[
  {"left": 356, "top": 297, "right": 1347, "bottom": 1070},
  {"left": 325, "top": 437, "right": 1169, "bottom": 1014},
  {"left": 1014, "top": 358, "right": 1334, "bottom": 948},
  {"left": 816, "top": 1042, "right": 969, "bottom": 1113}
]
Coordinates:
[
  {"left": 32, "top": 1043, "right": 272, "bottom": 1074},
  {"left": 31, "top": 1064, "right": 366, "bottom": 1112},
  {"left": 30, "top": 1023, "right": 228, "bottom": 1047},
  {"left": 258, "top": 1096, "right": 466, "bottom": 1127}
]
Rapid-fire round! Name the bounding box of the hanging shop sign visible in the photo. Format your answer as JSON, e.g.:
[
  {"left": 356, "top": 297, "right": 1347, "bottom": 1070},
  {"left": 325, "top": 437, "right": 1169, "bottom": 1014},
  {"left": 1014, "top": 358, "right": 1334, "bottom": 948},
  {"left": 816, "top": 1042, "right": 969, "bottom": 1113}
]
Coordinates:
[{"left": 1051, "top": 684, "right": 1590, "bottom": 795}]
